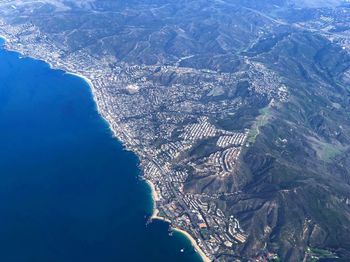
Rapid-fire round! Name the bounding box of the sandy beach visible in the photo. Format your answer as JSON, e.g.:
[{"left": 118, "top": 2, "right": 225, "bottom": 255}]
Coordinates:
[
  {"left": 0, "top": 37, "right": 211, "bottom": 261},
  {"left": 61, "top": 70, "right": 213, "bottom": 262},
  {"left": 72, "top": 73, "right": 211, "bottom": 262},
  {"left": 145, "top": 179, "right": 160, "bottom": 202},
  {"left": 150, "top": 208, "right": 171, "bottom": 223},
  {"left": 0, "top": 35, "right": 9, "bottom": 42},
  {"left": 64, "top": 71, "right": 119, "bottom": 138},
  {"left": 65, "top": 72, "right": 94, "bottom": 89},
  {"left": 146, "top": 180, "right": 171, "bottom": 223},
  {"left": 173, "top": 228, "right": 211, "bottom": 262},
  {"left": 144, "top": 179, "right": 210, "bottom": 261}
]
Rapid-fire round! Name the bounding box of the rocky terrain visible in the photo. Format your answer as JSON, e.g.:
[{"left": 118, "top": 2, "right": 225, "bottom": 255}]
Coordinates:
[{"left": 0, "top": 0, "right": 350, "bottom": 261}]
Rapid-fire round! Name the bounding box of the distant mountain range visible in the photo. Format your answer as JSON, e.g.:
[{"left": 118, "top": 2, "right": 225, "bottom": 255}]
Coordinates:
[{"left": 0, "top": 0, "right": 350, "bottom": 261}]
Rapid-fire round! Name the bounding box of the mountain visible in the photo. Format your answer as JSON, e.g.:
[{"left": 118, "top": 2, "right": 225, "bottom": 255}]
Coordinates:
[{"left": 0, "top": 0, "right": 350, "bottom": 261}]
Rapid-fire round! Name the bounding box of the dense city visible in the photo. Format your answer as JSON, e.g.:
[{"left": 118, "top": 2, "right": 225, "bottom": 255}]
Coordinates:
[{"left": 0, "top": 18, "right": 288, "bottom": 260}]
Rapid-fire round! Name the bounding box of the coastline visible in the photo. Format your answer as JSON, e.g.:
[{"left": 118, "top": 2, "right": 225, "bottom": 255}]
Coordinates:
[
  {"left": 145, "top": 179, "right": 172, "bottom": 223},
  {"left": 145, "top": 179, "right": 160, "bottom": 202},
  {"left": 64, "top": 71, "right": 119, "bottom": 139},
  {"left": 173, "top": 228, "right": 211, "bottom": 262},
  {"left": 63, "top": 72, "right": 212, "bottom": 262},
  {"left": 65, "top": 72, "right": 94, "bottom": 90},
  {"left": 0, "top": 36, "right": 211, "bottom": 262},
  {"left": 65, "top": 67, "right": 212, "bottom": 262},
  {"left": 145, "top": 179, "right": 210, "bottom": 262},
  {"left": 0, "top": 35, "right": 8, "bottom": 43}
]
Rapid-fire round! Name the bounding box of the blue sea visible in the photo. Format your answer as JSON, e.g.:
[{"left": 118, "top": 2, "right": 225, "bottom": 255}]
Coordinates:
[{"left": 0, "top": 38, "right": 202, "bottom": 262}]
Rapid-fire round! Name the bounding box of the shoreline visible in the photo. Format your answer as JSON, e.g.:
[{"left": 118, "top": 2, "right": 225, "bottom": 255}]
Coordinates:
[
  {"left": 0, "top": 36, "right": 211, "bottom": 262},
  {"left": 64, "top": 71, "right": 212, "bottom": 262},
  {"left": 145, "top": 179, "right": 210, "bottom": 262},
  {"left": 144, "top": 179, "right": 160, "bottom": 202},
  {"left": 64, "top": 71, "right": 120, "bottom": 140},
  {"left": 173, "top": 227, "right": 211, "bottom": 262},
  {"left": 0, "top": 35, "right": 8, "bottom": 43},
  {"left": 145, "top": 179, "right": 171, "bottom": 223}
]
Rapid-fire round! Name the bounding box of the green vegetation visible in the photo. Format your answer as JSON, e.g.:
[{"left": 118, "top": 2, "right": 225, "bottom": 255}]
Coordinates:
[
  {"left": 321, "top": 144, "right": 342, "bottom": 161},
  {"left": 311, "top": 140, "right": 343, "bottom": 162},
  {"left": 305, "top": 247, "right": 338, "bottom": 261},
  {"left": 247, "top": 106, "right": 270, "bottom": 143}
]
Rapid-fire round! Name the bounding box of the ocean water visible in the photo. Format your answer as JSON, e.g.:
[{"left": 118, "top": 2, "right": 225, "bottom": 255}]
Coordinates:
[{"left": 0, "top": 39, "right": 202, "bottom": 262}]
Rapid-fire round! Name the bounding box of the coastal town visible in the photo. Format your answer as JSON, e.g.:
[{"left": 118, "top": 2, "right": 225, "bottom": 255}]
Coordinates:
[
  {"left": 2, "top": 0, "right": 350, "bottom": 261},
  {"left": 0, "top": 18, "right": 287, "bottom": 261}
]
